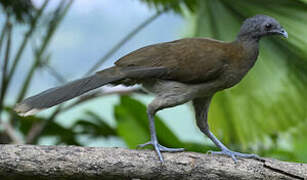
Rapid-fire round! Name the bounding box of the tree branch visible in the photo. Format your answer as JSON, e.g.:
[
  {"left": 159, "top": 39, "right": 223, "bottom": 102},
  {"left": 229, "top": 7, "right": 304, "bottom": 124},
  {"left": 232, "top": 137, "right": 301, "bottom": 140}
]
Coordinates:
[{"left": 0, "top": 145, "right": 305, "bottom": 179}]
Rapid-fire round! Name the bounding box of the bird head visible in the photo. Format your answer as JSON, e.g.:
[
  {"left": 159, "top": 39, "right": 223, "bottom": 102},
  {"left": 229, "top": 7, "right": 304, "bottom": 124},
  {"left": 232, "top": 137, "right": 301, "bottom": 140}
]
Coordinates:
[{"left": 238, "top": 15, "right": 288, "bottom": 40}]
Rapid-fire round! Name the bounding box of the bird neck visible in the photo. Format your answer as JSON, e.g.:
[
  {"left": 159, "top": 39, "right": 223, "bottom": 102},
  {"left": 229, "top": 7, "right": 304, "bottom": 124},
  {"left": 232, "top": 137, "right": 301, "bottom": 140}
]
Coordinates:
[
  {"left": 235, "top": 34, "right": 260, "bottom": 53},
  {"left": 232, "top": 34, "right": 260, "bottom": 70},
  {"left": 236, "top": 33, "right": 260, "bottom": 44}
]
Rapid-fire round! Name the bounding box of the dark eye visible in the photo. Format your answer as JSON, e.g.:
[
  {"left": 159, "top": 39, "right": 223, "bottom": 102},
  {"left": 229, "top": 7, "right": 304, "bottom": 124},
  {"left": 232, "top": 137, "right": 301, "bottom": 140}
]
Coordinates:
[{"left": 265, "top": 23, "right": 272, "bottom": 29}]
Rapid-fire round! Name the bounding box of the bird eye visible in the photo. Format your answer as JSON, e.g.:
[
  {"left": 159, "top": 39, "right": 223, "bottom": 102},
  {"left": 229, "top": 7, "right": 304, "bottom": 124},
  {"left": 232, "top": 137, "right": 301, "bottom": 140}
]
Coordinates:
[{"left": 265, "top": 23, "right": 272, "bottom": 29}]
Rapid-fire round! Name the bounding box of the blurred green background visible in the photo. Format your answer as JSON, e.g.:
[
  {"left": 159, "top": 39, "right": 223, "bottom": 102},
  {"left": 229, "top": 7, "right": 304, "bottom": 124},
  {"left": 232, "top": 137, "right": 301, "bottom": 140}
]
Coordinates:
[{"left": 0, "top": 0, "right": 307, "bottom": 163}]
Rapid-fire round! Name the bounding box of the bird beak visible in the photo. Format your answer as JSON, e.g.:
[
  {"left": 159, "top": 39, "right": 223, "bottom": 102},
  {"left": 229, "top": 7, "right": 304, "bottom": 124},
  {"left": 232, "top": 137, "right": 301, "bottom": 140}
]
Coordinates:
[{"left": 278, "top": 28, "right": 288, "bottom": 38}]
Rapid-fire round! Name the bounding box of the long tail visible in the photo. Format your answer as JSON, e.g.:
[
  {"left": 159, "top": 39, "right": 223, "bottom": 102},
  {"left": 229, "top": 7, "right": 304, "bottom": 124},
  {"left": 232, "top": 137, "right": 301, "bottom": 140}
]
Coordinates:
[{"left": 14, "top": 67, "right": 123, "bottom": 116}]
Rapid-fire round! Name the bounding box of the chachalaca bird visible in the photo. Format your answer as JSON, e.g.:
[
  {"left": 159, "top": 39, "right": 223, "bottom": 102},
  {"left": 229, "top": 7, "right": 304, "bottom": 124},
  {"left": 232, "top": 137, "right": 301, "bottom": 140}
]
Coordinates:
[{"left": 15, "top": 15, "right": 288, "bottom": 162}]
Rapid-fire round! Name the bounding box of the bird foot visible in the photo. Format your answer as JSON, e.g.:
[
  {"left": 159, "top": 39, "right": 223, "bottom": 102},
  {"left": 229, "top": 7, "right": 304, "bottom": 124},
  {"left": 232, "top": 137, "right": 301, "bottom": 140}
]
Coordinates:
[
  {"left": 208, "top": 149, "right": 261, "bottom": 163},
  {"left": 137, "top": 140, "right": 184, "bottom": 162}
]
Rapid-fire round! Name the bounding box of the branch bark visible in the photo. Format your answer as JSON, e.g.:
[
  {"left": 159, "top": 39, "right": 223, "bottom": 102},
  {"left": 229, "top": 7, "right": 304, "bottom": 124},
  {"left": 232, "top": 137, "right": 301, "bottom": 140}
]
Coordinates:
[{"left": 0, "top": 145, "right": 305, "bottom": 180}]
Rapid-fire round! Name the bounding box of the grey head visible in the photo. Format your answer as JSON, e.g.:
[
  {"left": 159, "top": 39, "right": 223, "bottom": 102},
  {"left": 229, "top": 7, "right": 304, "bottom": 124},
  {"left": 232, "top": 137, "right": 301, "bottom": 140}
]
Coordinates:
[{"left": 237, "top": 14, "right": 288, "bottom": 41}]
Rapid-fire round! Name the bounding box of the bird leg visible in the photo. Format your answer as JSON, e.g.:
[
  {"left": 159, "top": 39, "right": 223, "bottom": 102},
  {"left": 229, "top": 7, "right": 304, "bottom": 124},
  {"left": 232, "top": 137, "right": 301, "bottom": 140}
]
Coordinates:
[
  {"left": 137, "top": 94, "right": 186, "bottom": 162},
  {"left": 138, "top": 108, "right": 184, "bottom": 162},
  {"left": 193, "top": 97, "right": 260, "bottom": 163},
  {"left": 204, "top": 128, "right": 260, "bottom": 162}
]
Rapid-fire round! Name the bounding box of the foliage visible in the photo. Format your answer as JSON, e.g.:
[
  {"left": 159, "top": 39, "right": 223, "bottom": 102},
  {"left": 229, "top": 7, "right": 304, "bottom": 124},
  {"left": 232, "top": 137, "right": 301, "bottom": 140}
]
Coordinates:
[
  {"left": 0, "top": 0, "right": 73, "bottom": 145},
  {"left": 0, "top": 0, "right": 34, "bottom": 23},
  {"left": 140, "top": 0, "right": 198, "bottom": 13},
  {"left": 188, "top": 0, "right": 307, "bottom": 162}
]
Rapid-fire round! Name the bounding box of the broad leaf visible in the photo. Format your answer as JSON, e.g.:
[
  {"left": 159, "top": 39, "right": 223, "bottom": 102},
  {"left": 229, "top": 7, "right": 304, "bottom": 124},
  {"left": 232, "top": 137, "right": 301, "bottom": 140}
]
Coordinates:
[
  {"left": 72, "top": 111, "right": 117, "bottom": 137},
  {"left": 114, "top": 96, "right": 183, "bottom": 148},
  {"left": 190, "top": 0, "right": 307, "bottom": 155}
]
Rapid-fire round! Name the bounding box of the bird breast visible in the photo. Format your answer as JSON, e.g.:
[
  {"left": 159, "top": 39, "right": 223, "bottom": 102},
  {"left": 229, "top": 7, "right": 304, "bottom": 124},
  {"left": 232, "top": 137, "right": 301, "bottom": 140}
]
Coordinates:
[{"left": 221, "top": 43, "right": 259, "bottom": 89}]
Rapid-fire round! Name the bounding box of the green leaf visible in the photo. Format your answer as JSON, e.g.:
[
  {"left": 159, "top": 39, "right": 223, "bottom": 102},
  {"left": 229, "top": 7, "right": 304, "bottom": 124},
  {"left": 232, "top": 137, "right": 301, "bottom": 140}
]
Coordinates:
[
  {"left": 14, "top": 111, "right": 79, "bottom": 145},
  {"left": 72, "top": 111, "right": 117, "bottom": 138},
  {"left": 190, "top": 0, "right": 307, "bottom": 156},
  {"left": 13, "top": 113, "right": 46, "bottom": 135},
  {"left": 140, "top": 0, "right": 199, "bottom": 13},
  {"left": 0, "top": 0, "right": 35, "bottom": 23},
  {"left": 42, "top": 121, "right": 80, "bottom": 145},
  {"left": 114, "top": 103, "right": 149, "bottom": 148},
  {"left": 183, "top": 142, "right": 217, "bottom": 153},
  {"left": 114, "top": 95, "right": 183, "bottom": 148},
  {"left": 261, "top": 148, "right": 299, "bottom": 162}
]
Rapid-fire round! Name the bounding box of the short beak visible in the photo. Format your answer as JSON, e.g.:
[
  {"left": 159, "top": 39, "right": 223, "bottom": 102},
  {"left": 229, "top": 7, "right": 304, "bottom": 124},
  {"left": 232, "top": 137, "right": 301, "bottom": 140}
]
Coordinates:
[{"left": 279, "top": 28, "right": 288, "bottom": 38}]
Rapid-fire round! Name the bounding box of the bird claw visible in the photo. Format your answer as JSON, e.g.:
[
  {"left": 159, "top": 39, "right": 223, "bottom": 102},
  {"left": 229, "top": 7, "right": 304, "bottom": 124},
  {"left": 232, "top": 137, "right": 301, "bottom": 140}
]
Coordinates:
[
  {"left": 208, "top": 149, "right": 261, "bottom": 163},
  {"left": 137, "top": 141, "right": 184, "bottom": 162}
]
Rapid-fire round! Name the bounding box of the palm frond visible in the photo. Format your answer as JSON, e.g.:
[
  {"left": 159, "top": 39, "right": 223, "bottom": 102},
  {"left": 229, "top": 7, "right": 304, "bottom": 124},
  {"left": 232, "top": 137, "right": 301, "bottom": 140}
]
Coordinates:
[{"left": 189, "top": 0, "right": 307, "bottom": 151}]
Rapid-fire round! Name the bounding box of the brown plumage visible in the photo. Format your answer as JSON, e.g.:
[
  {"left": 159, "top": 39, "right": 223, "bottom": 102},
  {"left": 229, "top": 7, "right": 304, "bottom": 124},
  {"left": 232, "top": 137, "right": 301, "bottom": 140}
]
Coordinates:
[
  {"left": 15, "top": 15, "right": 288, "bottom": 162},
  {"left": 113, "top": 38, "right": 254, "bottom": 87}
]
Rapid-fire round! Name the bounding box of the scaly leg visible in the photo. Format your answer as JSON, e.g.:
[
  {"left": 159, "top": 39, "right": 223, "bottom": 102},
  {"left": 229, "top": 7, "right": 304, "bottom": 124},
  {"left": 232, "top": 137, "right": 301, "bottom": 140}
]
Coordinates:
[
  {"left": 193, "top": 97, "right": 260, "bottom": 163},
  {"left": 138, "top": 96, "right": 185, "bottom": 162},
  {"left": 205, "top": 128, "right": 260, "bottom": 162},
  {"left": 138, "top": 109, "right": 184, "bottom": 162}
]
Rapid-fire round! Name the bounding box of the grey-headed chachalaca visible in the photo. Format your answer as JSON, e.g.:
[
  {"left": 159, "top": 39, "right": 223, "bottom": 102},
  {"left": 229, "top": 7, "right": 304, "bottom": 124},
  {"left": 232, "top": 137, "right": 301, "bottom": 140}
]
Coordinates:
[{"left": 15, "top": 15, "right": 288, "bottom": 162}]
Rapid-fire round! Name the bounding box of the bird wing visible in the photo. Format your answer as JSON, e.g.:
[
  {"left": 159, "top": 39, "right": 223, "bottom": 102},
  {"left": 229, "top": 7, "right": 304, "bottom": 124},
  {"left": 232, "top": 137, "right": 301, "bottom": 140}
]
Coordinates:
[{"left": 115, "top": 38, "right": 230, "bottom": 84}]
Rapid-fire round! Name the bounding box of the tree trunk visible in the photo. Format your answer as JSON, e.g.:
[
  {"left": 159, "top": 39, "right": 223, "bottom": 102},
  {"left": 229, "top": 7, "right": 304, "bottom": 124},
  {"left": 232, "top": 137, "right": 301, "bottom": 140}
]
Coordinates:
[{"left": 0, "top": 145, "right": 305, "bottom": 179}]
